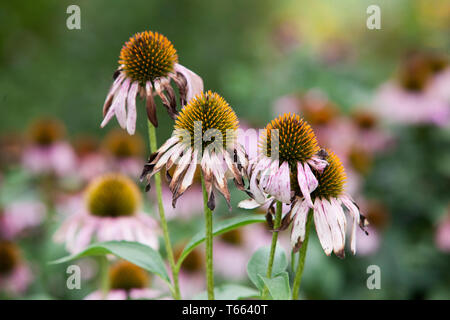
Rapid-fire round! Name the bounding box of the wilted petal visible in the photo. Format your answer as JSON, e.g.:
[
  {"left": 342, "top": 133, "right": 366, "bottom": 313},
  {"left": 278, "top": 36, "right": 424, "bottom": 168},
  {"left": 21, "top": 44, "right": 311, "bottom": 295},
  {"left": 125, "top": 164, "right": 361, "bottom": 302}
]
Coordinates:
[
  {"left": 238, "top": 198, "right": 262, "bottom": 209},
  {"left": 145, "top": 82, "right": 158, "bottom": 127},
  {"left": 264, "top": 161, "right": 291, "bottom": 204},
  {"left": 313, "top": 199, "right": 333, "bottom": 256},
  {"left": 103, "top": 73, "right": 125, "bottom": 117},
  {"left": 174, "top": 63, "right": 204, "bottom": 102},
  {"left": 341, "top": 195, "right": 361, "bottom": 254},
  {"left": 126, "top": 81, "right": 139, "bottom": 135},
  {"left": 307, "top": 155, "right": 328, "bottom": 173},
  {"left": 297, "top": 162, "right": 314, "bottom": 208},
  {"left": 114, "top": 78, "right": 131, "bottom": 129},
  {"left": 290, "top": 200, "right": 310, "bottom": 251},
  {"left": 322, "top": 198, "right": 345, "bottom": 258}
]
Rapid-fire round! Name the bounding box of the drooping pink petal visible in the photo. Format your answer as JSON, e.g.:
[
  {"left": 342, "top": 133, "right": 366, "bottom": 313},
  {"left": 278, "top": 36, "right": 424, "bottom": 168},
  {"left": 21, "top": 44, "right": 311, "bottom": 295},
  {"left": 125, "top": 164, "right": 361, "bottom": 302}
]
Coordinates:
[
  {"left": 322, "top": 198, "right": 345, "bottom": 257},
  {"left": 297, "top": 162, "right": 314, "bottom": 208},
  {"left": 340, "top": 195, "right": 361, "bottom": 254},
  {"left": 126, "top": 81, "right": 139, "bottom": 135},
  {"left": 313, "top": 199, "right": 333, "bottom": 256},
  {"left": 307, "top": 155, "right": 328, "bottom": 173},
  {"left": 290, "top": 200, "right": 309, "bottom": 249},
  {"left": 264, "top": 161, "right": 291, "bottom": 203},
  {"left": 174, "top": 63, "right": 204, "bottom": 102},
  {"left": 114, "top": 78, "right": 131, "bottom": 129},
  {"left": 103, "top": 73, "right": 125, "bottom": 116}
]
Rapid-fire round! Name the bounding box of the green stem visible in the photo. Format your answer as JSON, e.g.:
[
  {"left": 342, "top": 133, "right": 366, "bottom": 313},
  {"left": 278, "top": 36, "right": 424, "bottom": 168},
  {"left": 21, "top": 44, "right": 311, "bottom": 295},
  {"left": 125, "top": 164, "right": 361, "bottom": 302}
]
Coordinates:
[
  {"left": 262, "top": 201, "right": 283, "bottom": 299},
  {"left": 292, "top": 210, "right": 313, "bottom": 300},
  {"left": 201, "top": 175, "right": 215, "bottom": 300},
  {"left": 99, "top": 256, "right": 109, "bottom": 299},
  {"left": 147, "top": 121, "right": 181, "bottom": 300}
]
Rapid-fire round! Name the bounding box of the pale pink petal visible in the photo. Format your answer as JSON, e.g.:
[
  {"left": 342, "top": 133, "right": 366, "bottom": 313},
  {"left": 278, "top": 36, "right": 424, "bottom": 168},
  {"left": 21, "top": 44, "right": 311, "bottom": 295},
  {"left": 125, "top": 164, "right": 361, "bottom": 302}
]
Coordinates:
[
  {"left": 290, "top": 200, "right": 310, "bottom": 249},
  {"left": 174, "top": 63, "right": 204, "bottom": 102},
  {"left": 114, "top": 78, "right": 131, "bottom": 129},
  {"left": 313, "top": 199, "right": 333, "bottom": 255},
  {"left": 126, "top": 81, "right": 139, "bottom": 135}
]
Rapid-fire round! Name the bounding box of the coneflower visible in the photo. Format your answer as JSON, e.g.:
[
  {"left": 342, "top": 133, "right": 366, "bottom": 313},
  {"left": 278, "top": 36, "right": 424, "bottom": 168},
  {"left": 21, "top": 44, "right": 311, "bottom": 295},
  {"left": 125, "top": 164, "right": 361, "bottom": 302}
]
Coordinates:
[
  {"left": 140, "top": 91, "right": 248, "bottom": 300},
  {"left": 54, "top": 173, "right": 159, "bottom": 254},
  {"left": 239, "top": 113, "right": 327, "bottom": 210},
  {"left": 22, "top": 118, "right": 76, "bottom": 177},
  {"left": 0, "top": 241, "right": 32, "bottom": 295},
  {"left": 140, "top": 91, "right": 247, "bottom": 211},
  {"left": 101, "top": 31, "right": 203, "bottom": 133}
]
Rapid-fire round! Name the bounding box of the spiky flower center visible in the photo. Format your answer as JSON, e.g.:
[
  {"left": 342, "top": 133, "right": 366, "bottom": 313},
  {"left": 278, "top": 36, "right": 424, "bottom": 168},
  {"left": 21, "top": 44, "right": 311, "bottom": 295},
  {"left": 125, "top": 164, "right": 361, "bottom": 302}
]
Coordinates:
[
  {"left": 261, "top": 113, "right": 319, "bottom": 167},
  {"left": 109, "top": 261, "right": 150, "bottom": 290},
  {"left": 0, "top": 241, "right": 19, "bottom": 275},
  {"left": 86, "top": 173, "right": 141, "bottom": 218},
  {"left": 119, "top": 31, "right": 178, "bottom": 84},
  {"left": 104, "top": 130, "right": 144, "bottom": 158},
  {"left": 220, "top": 229, "right": 243, "bottom": 246},
  {"left": 174, "top": 91, "right": 239, "bottom": 151},
  {"left": 312, "top": 151, "right": 346, "bottom": 200},
  {"left": 29, "top": 119, "right": 64, "bottom": 146}
]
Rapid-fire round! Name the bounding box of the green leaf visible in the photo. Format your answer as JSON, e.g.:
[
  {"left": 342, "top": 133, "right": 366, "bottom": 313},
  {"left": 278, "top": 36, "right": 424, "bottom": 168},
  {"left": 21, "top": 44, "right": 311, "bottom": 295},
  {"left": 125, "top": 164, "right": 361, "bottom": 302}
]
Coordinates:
[
  {"left": 176, "top": 214, "right": 266, "bottom": 270},
  {"left": 193, "top": 284, "right": 259, "bottom": 300},
  {"left": 259, "top": 272, "right": 291, "bottom": 300},
  {"left": 247, "top": 245, "right": 288, "bottom": 291},
  {"left": 50, "top": 241, "right": 170, "bottom": 283}
]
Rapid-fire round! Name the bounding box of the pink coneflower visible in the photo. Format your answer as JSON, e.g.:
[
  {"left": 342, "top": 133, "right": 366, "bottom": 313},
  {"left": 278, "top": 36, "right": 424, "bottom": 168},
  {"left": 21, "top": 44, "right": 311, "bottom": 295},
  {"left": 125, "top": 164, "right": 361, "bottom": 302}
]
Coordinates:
[
  {"left": 290, "top": 151, "right": 368, "bottom": 257},
  {"left": 0, "top": 241, "right": 32, "bottom": 296},
  {"left": 435, "top": 212, "right": 450, "bottom": 253},
  {"left": 101, "top": 30, "right": 203, "bottom": 133},
  {"left": 22, "top": 118, "right": 76, "bottom": 177},
  {"left": 0, "top": 200, "right": 46, "bottom": 239},
  {"left": 85, "top": 260, "right": 163, "bottom": 300},
  {"left": 54, "top": 173, "right": 159, "bottom": 254},
  {"left": 239, "top": 113, "right": 327, "bottom": 210},
  {"left": 102, "top": 129, "right": 145, "bottom": 178},
  {"left": 73, "top": 136, "right": 109, "bottom": 182},
  {"left": 374, "top": 52, "right": 450, "bottom": 127},
  {"left": 140, "top": 91, "right": 247, "bottom": 211}
]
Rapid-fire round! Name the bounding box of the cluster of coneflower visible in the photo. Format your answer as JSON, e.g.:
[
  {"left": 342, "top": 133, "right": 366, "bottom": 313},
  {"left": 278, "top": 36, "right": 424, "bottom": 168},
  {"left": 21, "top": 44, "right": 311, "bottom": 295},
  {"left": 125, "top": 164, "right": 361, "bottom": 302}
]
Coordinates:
[{"left": 58, "top": 30, "right": 368, "bottom": 300}]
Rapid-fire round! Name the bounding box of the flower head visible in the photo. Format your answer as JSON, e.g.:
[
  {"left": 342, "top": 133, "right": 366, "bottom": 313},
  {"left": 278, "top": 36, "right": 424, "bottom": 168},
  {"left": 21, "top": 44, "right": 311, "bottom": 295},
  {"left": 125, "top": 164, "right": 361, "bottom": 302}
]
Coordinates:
[
  {"left": 22, "top": 118, "right": 76, "bottom": 177},
  {"left": 241, "top": 113, "right": 327, "bottom": 209},
  {"left": 290, "top": 150, "right": 368, "bottom": 257},
  {"left": 101, "top": 31, "right": 203, "bottom": 133},
  {"left": 0, "top": 241, "right": 32, "bottom": 295},
  {"left": 102, "top": 129, "right": 145, "bottom": 177},
  {"left": 54, "top": 173, "right": 159, "bottom": 253},
  {"left": 141, "top": 91, "right": 247, "bottom": 211},
  {"left": 374, "top": 52, "right": 450, "bottom": 127},
  {"left": 0, "top": 200, "right": 46, "bottom": 239}
]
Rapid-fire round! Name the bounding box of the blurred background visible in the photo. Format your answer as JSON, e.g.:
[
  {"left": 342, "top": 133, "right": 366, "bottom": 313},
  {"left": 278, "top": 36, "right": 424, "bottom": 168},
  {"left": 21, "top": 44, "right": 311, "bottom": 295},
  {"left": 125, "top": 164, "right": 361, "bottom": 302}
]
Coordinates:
[{"left": 0, "top": 0, "right": 449, "bottom": 299}]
